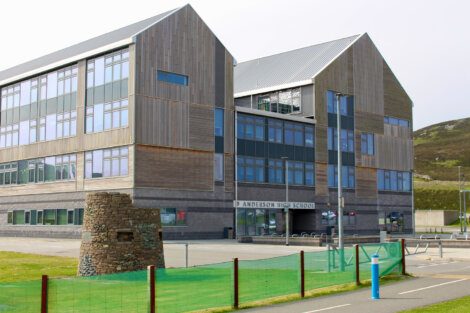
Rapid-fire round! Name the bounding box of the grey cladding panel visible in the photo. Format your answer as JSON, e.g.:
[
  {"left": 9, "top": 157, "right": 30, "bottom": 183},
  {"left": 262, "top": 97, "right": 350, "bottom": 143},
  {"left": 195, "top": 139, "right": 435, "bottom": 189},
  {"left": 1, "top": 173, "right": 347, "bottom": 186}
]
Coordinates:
[
  {"left": 301, "top": 84, "right": 314, "bottom": 117},
  {"left": 215, "top": 38, "right": 226, "bottom": 108}
]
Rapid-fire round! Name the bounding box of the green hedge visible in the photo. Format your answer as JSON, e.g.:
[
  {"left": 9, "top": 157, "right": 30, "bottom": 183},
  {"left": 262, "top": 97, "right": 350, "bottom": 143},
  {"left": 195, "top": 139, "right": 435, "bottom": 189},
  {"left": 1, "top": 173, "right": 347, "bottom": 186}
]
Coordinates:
[{"left": 414, "top": 188, "right": 460, "bottom": 211}]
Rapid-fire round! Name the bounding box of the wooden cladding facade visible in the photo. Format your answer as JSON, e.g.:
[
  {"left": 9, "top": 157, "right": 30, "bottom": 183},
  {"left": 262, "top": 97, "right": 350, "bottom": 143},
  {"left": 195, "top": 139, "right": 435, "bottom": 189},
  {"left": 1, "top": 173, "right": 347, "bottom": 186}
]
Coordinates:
[
  {"left": 314, "top": 33, "right": 413, "bottom": 199},
  {"left": 133, "top": 5, "right": 235, "bottom": 192}
]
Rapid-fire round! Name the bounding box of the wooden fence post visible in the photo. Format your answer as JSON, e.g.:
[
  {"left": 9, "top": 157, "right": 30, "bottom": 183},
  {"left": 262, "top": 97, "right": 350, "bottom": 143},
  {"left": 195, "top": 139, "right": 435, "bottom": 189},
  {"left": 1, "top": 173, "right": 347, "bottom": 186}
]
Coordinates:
[
  {"left": 148, "top": 265, "right": 156, "bottom": 313},
  {"left": 41, "top": 275, "right": 48, "bottom": 313},
  {"left": 401, "top": 238, "right": 406, "bottom": 275},
  {"left": 300, "top": 250, "right": 305, "bottom": 298},
  {"left": 354, "top": 244, "right": 360, "bottom": 286},
  {"left": 233, "top": 258, "right": 239, "bottom": 309}
]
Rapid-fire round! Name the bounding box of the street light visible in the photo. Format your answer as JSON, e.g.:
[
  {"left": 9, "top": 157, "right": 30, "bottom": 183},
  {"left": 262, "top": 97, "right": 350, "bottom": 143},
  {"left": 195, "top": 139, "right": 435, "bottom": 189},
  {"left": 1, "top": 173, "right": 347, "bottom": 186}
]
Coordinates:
[
  {"left": 335, "top": 93, "right": 345, "bottom": 271},
  {"left": 459, "top": 166, "right": 462, "bottom": 233},
  {"left": 281, "top": 156, "right": 289, "bottom": 246},
  {"left": 461, "top": 190, "right": 470, "bottom": 234}
]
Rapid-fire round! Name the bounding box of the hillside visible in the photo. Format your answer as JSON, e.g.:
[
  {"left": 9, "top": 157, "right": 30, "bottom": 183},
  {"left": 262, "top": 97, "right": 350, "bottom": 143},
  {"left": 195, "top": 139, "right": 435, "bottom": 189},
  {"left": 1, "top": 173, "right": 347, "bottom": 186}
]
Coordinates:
[{"left": 414, "top": 117, "right": 470, "bottom": 181}]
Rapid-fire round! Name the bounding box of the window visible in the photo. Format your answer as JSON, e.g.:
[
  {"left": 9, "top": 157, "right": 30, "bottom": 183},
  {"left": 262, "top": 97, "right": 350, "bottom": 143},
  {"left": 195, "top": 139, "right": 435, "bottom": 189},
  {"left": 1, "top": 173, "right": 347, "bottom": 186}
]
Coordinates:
[
  {"left": 238, "top": 156, "right": 264, "bottom": 183},
  {"left": 256, "top": 88, "right": 301, "bottom": 114},
  {"left": 161, "top": 208, "right": 186, "bottom": 226},
  {"left": 327, "top": 90, "right": 351, "bottom": 115},
  {"left": 377, "top": 169, "right": 412, "bottom": 192},
  {"left": 328, "top": 128, "right": 354, "bottom": 152},
  {"left": 305, "top": 126, "right": 314, "bottom": 147},
  {"left": 305, "top": 163, "right": 315, "bottom": 186},
  {"left": 214, "top": 153, "right": 224, "bottom": 181},
  {"left": 327, "top": 165, "right": 355, "bottom": 188},
  {"left": 288, "top": 161, "right": 304, "bottom": 185},
  {"left": 268, "top": 159, "right": 284, "bottom": 184},
  {"left": 0, "top": 162, "right": 17, "bottom": 185},
  {"left": 361, "top": 133, "right": 374, "bottom": 155},
  {"left": 157, "top": 70, "right": 188, "bottom": 86},
  {"left": 215, "top": 108, "right": 224, "bottom": 137},
  {"left": 384, "top": 116, "right": 409, "bottom": 128},
  {"left": 268, "top": 119, "right": 283, "bottom": 143},
  {"left": 7, "top": 211, "right": 13, "bottom": 224},
  {"left": 85, "top": 147, "right": 128, "bottom": 178},
  {"left": 237, "top": 114, "right": 264, "bottom": 141},
  {"left": 86, "top": 49, "right": 129, "bottom": 133}
]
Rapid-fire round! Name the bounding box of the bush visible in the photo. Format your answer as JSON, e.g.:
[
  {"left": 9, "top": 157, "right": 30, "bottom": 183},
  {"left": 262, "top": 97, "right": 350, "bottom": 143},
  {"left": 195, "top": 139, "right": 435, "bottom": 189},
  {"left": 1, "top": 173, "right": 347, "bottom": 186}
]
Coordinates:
[{"left": 414, "top": 188, "right": 460, "bottom": 211}]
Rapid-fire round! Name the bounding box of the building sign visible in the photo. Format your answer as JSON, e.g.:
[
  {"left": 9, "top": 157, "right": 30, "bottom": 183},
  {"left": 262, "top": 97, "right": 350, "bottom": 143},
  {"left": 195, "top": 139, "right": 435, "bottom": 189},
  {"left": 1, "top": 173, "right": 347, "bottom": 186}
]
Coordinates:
[{"left": 233, "top": 200, "right": 315, "bottom": 210}]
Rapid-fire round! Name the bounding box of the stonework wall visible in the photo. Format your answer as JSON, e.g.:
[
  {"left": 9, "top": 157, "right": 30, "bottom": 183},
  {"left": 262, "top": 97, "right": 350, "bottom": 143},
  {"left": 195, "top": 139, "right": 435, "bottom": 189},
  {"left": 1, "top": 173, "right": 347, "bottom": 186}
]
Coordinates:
[{"left": 78, "top": 192, "right": 165, "bottom": 276}]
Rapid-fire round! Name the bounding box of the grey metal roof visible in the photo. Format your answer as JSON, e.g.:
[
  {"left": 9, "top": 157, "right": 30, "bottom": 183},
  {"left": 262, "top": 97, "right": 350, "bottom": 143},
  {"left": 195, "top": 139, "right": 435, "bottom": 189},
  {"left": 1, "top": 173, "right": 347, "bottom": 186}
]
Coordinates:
[
  {"left": 0, "top": 6, "right": 181, "bottom": 85},
  {"left": 234, "top": 34, "right": 361, "bottom": 95}
]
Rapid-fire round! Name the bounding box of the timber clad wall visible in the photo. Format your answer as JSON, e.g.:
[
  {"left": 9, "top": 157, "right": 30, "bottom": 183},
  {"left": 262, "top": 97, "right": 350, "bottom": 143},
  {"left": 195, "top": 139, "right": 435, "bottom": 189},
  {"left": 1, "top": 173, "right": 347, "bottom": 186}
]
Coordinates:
[
  {"left": 314, "top": 33, "right": 413, "bottom": 200},
  {"left": 133, "top": 5, "right": 235, "bottom": 192}
]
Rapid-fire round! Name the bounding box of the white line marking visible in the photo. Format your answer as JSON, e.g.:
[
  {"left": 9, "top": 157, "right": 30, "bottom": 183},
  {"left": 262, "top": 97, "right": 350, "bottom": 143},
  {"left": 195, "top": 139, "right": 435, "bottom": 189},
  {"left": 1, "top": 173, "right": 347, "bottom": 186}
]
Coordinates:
[
  {"left": 416, "top": 261, "right": 458, "bottom": 268},
  {"left": 303, "top": 303, "right": 351, "bottom": 312},
  {"left": 399, "top": 278, "right": 468, "bottom": 295}
]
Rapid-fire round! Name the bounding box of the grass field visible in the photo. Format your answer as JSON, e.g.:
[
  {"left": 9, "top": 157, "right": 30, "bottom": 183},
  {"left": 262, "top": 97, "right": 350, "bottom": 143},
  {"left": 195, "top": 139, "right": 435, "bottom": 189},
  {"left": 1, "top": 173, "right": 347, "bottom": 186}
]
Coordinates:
[
  {"left": 400, "top": 295, "right": 470, "bottom": 313},
  {"left": 0, "top": 251, "right": 77, "bottom": 283}
]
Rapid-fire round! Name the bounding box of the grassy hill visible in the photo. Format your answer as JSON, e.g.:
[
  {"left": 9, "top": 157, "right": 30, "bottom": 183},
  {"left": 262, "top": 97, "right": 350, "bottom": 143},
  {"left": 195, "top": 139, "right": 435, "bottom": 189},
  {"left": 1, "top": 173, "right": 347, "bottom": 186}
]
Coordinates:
[{"left": 414, "top": 117, "right": 470, "bottom": 181}]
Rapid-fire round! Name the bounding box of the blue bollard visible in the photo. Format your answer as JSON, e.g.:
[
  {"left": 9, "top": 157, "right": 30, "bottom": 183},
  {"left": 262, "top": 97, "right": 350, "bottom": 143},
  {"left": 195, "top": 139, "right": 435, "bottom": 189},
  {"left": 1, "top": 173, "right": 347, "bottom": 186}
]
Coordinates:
[{"left": 371, "top": 254, "right": 380, "bottom": 299}]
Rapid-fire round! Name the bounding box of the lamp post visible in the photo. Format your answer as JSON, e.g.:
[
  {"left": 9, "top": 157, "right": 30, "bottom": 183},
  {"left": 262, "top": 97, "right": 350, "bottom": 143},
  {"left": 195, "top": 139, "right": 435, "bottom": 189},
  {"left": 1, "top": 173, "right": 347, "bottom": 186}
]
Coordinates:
[
  {"left": 462, "top": 190, "right": 470, "bottom": 234},
  {"left": 281, "top": 156, "right": 289, "bottom": 246},
  {"left": 459, "top": 166, "right": 463, "bottom": 233},
  {"left": 335, "top": 93, "right": 345, "bottom": 271}
]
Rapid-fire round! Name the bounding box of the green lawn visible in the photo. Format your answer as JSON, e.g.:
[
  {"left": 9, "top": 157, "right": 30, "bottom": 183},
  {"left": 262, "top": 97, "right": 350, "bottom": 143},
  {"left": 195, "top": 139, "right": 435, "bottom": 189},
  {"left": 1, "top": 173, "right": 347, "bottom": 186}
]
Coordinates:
[
  {"left": 0, "top": 251, "right": 77, "bottom": 283},
  {"left": 400, "top": 295, "right": 470, "bottom": 312}
]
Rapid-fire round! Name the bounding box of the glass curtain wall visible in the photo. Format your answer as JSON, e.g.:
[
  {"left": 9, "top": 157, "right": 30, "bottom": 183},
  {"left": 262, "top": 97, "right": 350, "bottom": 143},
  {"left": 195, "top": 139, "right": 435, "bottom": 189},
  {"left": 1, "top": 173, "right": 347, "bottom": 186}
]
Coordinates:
[
  {"left": 0, "top": 65, "right": 78, "bottom": 148},
  {"left": 237, "top": 208, "right": 278, "bottom": 236}
]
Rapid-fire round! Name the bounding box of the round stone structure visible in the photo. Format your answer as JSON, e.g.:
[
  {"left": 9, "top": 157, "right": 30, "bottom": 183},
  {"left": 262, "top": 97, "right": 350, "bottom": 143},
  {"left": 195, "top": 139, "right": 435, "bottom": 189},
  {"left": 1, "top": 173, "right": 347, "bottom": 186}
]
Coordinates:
[{"left": 78, "top": 192, "right": 165, "bottom": 276}]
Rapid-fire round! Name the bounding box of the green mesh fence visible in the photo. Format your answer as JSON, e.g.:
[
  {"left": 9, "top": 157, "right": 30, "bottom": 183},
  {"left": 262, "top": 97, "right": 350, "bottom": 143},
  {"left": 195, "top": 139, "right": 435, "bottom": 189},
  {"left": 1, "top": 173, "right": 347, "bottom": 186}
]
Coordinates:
[
  {"left": 0, "top": 242, "right": 403, "bottom": 313},
  {"left": 239, "top": 254, "right": 300, "bottom": 303},
  {"left": 0, "top": 280, "right": 41, "bottom": 313},
  {"left": 155, "top": 262, "right": 233, "bottom": 313},
  {"left": 304, "top": 246, "right": 356, "bottom": 291}
]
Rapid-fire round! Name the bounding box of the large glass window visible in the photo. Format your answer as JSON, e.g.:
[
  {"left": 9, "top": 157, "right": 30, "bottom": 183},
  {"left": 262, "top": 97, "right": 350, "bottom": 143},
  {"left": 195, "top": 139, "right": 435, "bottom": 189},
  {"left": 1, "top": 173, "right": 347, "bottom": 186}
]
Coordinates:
[
  {"left": 268, "top": 119, "right": 283, "bottom": 143},
  {"left": 377, "top": 169, "right": 412, "bottom": 192},
  {"left": 85, "top": 147, "right": 128, "bottom": 179},
  {"left": 6, "top": 208, "right": 83, "bottom": 225},
  {"left": 361, "top": 132, "right": 374, "bottom": 155},
  {"left": 86, "top": 49, "right": 129, "bottom": 133},
  {"left": 268, "top": 159, "right": 284, "bottom": 184},
  {"left": 327, "top": 90, "right": 351, "bottom": 115},
  {"left": 0, "top": 162, "right": 17, "bottom": 185},
  {"left": 327, "top": 165, "right": 355, "bottom": 188}
]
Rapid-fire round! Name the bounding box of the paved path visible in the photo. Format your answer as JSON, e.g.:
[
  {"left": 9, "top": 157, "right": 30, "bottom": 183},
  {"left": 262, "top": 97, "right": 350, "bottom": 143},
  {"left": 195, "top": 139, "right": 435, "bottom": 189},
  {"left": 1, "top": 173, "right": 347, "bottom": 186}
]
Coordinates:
[{"left": 244, "top": 259, "right": 470, "bottom": 313}]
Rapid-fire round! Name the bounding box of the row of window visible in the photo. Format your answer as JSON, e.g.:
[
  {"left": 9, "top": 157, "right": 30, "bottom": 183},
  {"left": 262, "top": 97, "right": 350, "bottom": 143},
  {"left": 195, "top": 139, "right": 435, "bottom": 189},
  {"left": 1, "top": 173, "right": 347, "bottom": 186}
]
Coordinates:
[
  {"left": 7, "top": 208, "right": 84, "bottom": 225},
  {"left": 85, "top": 100, "right": 128, "bottom": 133},
  {"left": 384, "top": 116, "right": 410, "bottom": 128},
  {"left": 0, "top": 147, "right": 129, "bottom": 186},
  {"left": 0, "top": 154, "right": 76, "bottom": 185},
  {"left": 161, "top": 208, "right": 187, "bottom": 226},
  {"left": 377, "top": 169, "right": 412, "bottom": 192},
  {"left": 1, "top": 65, "right": 78, "bottom": 112},
  {"left": 257, "top": 88, "right": 301, "bottom": 114},
  {"left": 237, "top": 114, "right": 314, "bottom": 147},
  {"left": 321, "top": 210, "right": 357, "bottom": 226},
  {"left": 237, "top": 156, "right": 315, "bottom": 186}
]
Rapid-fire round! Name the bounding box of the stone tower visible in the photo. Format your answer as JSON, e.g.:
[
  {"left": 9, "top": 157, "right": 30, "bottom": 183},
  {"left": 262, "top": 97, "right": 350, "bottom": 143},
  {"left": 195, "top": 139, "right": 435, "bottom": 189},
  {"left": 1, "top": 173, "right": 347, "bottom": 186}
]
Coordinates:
[{"left": 78, "top": 192, "right": 165, "bottom": 276}]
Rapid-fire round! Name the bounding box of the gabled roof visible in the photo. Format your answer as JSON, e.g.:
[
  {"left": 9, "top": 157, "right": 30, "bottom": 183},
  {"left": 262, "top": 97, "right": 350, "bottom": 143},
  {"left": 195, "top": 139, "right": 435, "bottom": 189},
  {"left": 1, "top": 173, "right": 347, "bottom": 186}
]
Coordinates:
[
  {"left": 0, "top": 6, "right": 182, "bottom": 86},
  {"left": 234, "top": 34, "right": 362, "bottom": 97}
]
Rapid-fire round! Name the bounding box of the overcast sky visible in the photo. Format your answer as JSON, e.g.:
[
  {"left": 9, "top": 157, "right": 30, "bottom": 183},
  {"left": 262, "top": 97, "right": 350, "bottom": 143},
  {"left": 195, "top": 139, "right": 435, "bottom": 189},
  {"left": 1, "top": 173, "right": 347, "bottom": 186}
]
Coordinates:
[{"left": 0, "top": 0, "right": 468, "bottom": 130}]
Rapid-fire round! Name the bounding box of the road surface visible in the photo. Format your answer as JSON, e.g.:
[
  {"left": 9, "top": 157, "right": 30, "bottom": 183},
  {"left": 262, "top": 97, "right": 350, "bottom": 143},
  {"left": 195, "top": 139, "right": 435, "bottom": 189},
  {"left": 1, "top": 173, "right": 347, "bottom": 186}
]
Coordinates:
[{"left": 244, "top": 258, "right": 470, "bottom": 313}]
